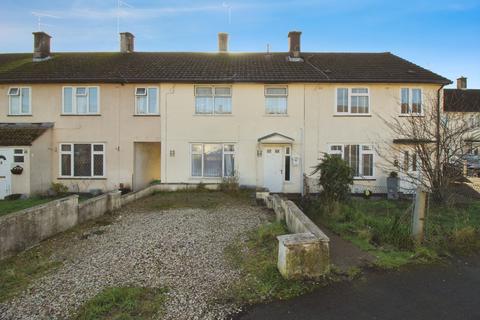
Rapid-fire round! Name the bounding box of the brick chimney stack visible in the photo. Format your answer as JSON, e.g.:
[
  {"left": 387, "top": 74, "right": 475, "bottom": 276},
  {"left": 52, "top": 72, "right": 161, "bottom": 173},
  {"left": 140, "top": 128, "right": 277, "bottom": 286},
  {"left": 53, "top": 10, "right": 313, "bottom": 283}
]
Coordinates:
[
  {"left": 120, "top": 32, "right": 135, "bottom": 53},
  {"left": 218, "top": 32, "right": 228, "bottom": 52},
  {"left": 288, "top": 31, "right": 302, "bottom": 59},
  {"left": 33, "top": 32, "right": 51, "bottom": 61},
  {"left": 457, "top": 77, "right": 467, "bottom": 90}
]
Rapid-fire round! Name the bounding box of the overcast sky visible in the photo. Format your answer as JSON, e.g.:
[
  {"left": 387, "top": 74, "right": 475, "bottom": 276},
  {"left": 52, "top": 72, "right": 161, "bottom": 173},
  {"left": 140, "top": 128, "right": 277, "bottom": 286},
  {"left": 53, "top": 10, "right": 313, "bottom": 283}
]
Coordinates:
[{"left": 1, "top": 0, "right": 479, "bottom": 88}]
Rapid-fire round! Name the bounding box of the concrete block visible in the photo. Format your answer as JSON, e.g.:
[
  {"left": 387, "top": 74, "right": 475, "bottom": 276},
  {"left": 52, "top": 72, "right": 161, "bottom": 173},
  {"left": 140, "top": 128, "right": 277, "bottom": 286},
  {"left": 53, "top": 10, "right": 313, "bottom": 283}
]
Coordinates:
[
  {"left": 108, "top": 190, "right": 122, "bottom": 212},
  {"left": 277, "top": 233, "right": 330, "bottom": 279}
]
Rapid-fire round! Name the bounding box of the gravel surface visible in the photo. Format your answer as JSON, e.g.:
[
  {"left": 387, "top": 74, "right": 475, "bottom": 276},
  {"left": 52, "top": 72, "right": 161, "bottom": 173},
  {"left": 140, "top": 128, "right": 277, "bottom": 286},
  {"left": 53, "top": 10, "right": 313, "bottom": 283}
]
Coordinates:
[{"left": 0, "top": 201, "right": 271, "bottom": 320}]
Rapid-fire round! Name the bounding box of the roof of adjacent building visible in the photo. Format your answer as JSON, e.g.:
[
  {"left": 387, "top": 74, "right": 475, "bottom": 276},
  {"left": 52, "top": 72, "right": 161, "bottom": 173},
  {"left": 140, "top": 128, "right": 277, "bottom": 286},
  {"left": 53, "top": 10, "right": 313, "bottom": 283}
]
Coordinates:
[
  {"left": 0, "top": 52, "right": 451, "bottom": 84},
  {"left": 444, "top": 89, "right": 480, "bottom": 112},
  {"left": 0, "top": 122, "right": 53, "bottom": 146}
]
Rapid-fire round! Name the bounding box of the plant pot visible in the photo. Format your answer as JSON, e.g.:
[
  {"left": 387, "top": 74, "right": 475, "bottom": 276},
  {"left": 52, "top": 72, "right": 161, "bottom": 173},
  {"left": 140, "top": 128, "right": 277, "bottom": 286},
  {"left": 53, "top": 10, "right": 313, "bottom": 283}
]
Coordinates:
[{"left": 11, "top": 165, "right": 23, "bottom": 175}]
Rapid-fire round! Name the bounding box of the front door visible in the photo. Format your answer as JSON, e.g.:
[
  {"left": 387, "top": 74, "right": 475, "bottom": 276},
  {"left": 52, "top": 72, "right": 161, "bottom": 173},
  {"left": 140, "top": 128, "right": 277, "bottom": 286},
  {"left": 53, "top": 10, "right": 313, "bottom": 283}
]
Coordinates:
[
  {"left": 263, "top": 147, "right": 283, "bottom": 192},
  {"left": 0, "top": 149, "right": 13, "bottom": 200}
]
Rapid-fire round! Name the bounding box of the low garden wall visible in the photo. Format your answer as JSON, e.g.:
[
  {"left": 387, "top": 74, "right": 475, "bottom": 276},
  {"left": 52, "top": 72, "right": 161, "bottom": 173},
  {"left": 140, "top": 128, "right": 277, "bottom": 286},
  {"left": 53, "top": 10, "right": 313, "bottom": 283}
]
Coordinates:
[{"left": 257, "top": 192, "right": 330, "bottom": 279}]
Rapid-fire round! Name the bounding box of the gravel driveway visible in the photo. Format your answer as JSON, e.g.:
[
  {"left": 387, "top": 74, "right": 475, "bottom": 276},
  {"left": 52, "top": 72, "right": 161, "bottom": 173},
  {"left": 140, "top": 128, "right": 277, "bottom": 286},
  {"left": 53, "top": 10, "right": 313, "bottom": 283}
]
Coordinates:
[{"left": 0, "top": 196, "right": 271, "bottom": 320}]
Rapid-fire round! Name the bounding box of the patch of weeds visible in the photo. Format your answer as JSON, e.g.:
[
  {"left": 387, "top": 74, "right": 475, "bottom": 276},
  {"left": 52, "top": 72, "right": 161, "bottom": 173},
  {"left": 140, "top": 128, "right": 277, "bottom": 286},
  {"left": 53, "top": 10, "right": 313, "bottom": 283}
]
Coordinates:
[
  {"left": 346, "top": 266, "right": 362, "bottom": 280},
  {"left": 75, "top": 286, "right": 168, "bottom": 320},
  {"left": 0, "top": 248, "right": 61, "bottom": 302},
  {"left": 374, "top": 250, "right": 413, "bottom": 269},
  {"left": 222, "top": 222, "right": 322, "bottom": 305}
]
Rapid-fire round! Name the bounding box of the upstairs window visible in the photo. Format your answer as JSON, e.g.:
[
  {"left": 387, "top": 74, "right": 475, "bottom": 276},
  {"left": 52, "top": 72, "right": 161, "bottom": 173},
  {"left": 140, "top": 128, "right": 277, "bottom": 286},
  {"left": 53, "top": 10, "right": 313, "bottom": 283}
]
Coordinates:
[
  {"left": 8, "top": 87, "right": 31, "bottom": 115},
  {"left": 336, "top": 88, "right": 369, "bottom": 114},
  {"left": 63, "top": 86, "right": 99, "bottom": 115},
  {"left": 195, "top": 86, "right": 232, "bottom": 114},
  {"left": 59, "top": 143, "right": 105, "bottom": 178},
  {"left": 265, "top": 86, "right": 288, "bottom": 114},
  {"left": 401, "top": 88, "right": 422, "bottom": 115},
  {"left": 135, "top": 87, "right": 159, "bottom": 115},
  {"left": 329, "top": 144, "right": 374, "bottom": 178}
]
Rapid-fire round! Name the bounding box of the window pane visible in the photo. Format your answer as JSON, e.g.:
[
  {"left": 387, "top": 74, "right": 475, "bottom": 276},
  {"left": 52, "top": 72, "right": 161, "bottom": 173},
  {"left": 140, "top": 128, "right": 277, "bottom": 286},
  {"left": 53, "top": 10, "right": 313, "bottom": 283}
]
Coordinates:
[
  {"left": 358, "top": 96, "right": 369, "bottom": 113},
  {"left": 337, "top": 88, "right": 348, "bottom": 113},
  {"left": 224, "top": 144, "right": 235, "bottom": 152},
  {"left": 192, "top": 144, "right": 203, "bottom": 153},
  {"left": 76, "top": 96, "right": 88, "bottom": 114},
  {"left": 412, "top": 153, "right": 417, "bottom": 171},
  {"left": 195, "top": 97, "right": 214, "bottom": 113},
  {"left": 362, "top": 153, "right": 373, "bottom": 176},
  {"left": 412, "top": 89, "right": 421, "bottom": 113},
  {"left": 136, "top": 88, "right": 147, "bottom": 95},
  {"left": 352, "top": 88, "right": 368, "bottom": 94},
  {"left": 192, "top": 154, "right": 202, "bottom": 176},
  {"left": 93, "top": 154, "right": 104, "bottom": 176},
  {"left": 88, "top": 88, "right": 98, "bottom": 113},
  {"left": 14, "top": 156, "right": 24, "bottom": 163},
  {"left": 63, "top": 88, "right": 73, "bottom": 113},
  {"left": 148, "top": 88, "right": 158, "bottom": 114},
  {"left": 224, "top": 154, "right": 235, "bottom": 176},
  {"left": 137, "top": 96, "right": 147, "bottom": 114},
  {"left": 203, "top": 144, "right": 222, "bottom": 177},
  {"left": 351, "top": 96, "right": 359, "bottom": 113},
  {"left": 401, "top": 88, "right": 409, "bottom": 114},
  {"left": 74, "top": 144, "right": 91, "bottom": 177},
  {"left": 21, "top": 88, "right": 30, "bottom": 113},
  {"left": 196, "top": 87, "right": 212, "bottom": 95},
  {"left": 215, "top": 87, "right": 231, "bottom": 95},
  {"left": 61, "top": 144, "right": 71, "bottom": 152},
  {"left": 214, "top": 97, "right": 232, "bottom": 113},
  {"left": 265, "top": 97, "right": 287, "bottom": 114},
  {"left": 285, "top": 155, "right": 291, "bottom": 181},
  {"left": 10, "top": 95, "right": 20, "bottom": 114},
  {"left": 61, "top": 154, "right": 71, "bottom": 176},
  {"left": 344, "top": 145, "right": 360, "bottom": 177},
  {"left": 93, "top": 144, "right": 104, "bottom": 152},
  {"left": 266, "top": 87, "right": 287, "bottom": 95},
  {"left": 403, "top": 151, "right": 409, "bottom": 171},
  {"left": 76, "top": 87, "right": 86, "bottom": 95}
]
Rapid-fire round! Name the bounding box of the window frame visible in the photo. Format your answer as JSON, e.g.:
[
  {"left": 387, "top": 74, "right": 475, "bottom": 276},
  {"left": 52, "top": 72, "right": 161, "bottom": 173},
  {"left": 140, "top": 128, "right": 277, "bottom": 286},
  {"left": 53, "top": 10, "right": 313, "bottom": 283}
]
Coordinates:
[
  {"left": 8, "top": 87, "right": 32, "bottom": 115},
  {"left": 58, "top": 143, "right": 106, "bottom": 178},
  {"left": 334, "top": 87, "right": 370, "bottom": 115},
  {"left": 400, "top": 88, "right": 423, "bottom": 116},
  {"left": 190, "top": 143, "right": 236, "bottom": 178},
  {"left": 194, "top": 85, "right": 232, "bottom": 115},
  {"left": 13, "top": 148, "right": 25, "bottom": 163},
  {"left": 134, "top": 86, "right": 159, "bottom": 115},
  {"left": 264, "top": 85, "right": 288, "bottom": 115},
  {"left": 62, "top": 86, "right": 101, "bottom": 115},
  {"left": 328, "top": 143, "right": 375, "bottom": 179}
]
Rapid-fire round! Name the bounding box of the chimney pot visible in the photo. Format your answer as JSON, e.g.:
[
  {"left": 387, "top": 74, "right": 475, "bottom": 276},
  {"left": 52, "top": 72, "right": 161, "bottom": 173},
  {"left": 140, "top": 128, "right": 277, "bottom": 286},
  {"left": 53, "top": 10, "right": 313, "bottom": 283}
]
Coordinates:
[
  {"left": 33, "top": 31, "right": 51, "bottom": 61},
  {"left": 288, "top": 31, "right": 302, "bottom": 58},
  {"left": 457, "top": 77, "right": 467, "bottom": 90},
  {"left": 120, "top": 32, "right": 135, "bottom": 53},
  {"left": 218, "top": 32, "right": 228, "bottom": 52}
]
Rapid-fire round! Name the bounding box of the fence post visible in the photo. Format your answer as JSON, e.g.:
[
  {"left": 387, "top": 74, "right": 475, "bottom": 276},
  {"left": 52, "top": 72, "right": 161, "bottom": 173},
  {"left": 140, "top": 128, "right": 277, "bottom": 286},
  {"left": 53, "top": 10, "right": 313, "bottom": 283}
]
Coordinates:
[{"left": 412, "top": 187, "right": 427, "bottom": 242}]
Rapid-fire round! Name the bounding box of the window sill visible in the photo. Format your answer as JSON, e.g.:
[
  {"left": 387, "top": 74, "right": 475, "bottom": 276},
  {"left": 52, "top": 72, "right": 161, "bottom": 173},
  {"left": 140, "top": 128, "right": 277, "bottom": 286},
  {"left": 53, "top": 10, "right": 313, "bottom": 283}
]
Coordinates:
[
  {"left": 193, "top": 114, "right": 233, "bottom": 117},
  {"left": 61, "top": 114, "right": 101, "bottom": 117},
  {"left": 398, "top": 114, "right": 424, "bottom": 117},
  {"left": 353, "top": 178, "right": 376, "bottom": 181},
  {"left": 133, "top": 114, "right": 160, "bottom": 117},
  {"left": 263, "top": 114, "right": 289, "bottom": 117},
  {"left": 7, "top": 114, "right": 32, "bottom": 117},
  {"left": 333, "top": 114, "right": 372, "bottom": 117},
  {"left": 57, "top": 177, "right": 107, "bottom": 180}
]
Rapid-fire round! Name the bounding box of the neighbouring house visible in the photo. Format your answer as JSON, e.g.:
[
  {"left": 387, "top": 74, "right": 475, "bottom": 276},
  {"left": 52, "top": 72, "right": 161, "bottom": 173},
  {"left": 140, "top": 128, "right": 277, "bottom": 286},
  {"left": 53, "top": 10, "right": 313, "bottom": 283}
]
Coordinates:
[{"left": 0, "top": 30, "right": 452, "bottom": 199}]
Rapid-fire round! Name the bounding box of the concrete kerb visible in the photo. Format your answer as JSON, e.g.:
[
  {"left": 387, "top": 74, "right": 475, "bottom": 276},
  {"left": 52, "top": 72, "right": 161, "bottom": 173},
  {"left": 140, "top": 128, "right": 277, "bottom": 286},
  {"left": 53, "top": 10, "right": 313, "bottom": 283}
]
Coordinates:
[{"left": 257, "top": 192, "right": 330, "bottom": 279}]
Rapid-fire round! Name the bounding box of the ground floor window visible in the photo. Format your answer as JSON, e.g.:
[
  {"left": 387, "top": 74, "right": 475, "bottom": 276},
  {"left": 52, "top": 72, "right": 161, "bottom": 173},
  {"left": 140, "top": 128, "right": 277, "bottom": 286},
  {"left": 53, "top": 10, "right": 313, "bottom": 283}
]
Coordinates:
[
  {"left": 191, "top": 143, "right": 235, "bottom": 177},
  {"left": 59, "top": 143, "right": 105, "bottom": 178},
  {"left": 329, "top": 144, "right": 374, "bottom": 178}
]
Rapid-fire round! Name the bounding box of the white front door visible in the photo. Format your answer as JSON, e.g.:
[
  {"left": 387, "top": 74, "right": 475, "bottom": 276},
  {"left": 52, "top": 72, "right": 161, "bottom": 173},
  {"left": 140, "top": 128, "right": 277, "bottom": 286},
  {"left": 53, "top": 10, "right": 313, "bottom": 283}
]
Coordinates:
[
  {"left": 263, "top": 147, "right": 283, "bottom": 192},
  {"left": 0, "top": 149, "right": 13, "bottom": 200}
]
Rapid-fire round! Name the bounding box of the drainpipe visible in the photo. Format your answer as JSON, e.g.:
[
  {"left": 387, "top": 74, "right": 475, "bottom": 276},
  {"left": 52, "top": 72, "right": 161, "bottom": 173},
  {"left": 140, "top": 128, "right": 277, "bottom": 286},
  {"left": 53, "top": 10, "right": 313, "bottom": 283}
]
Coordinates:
[
  {"left": 163, "top": 85, "right": 175, "bottom": 183},
  {"left": 435, "top": 84, "right": 445, "bottom": 197},
  {"left": 301, "top": 84, "right": 306, "bottom": 196}
]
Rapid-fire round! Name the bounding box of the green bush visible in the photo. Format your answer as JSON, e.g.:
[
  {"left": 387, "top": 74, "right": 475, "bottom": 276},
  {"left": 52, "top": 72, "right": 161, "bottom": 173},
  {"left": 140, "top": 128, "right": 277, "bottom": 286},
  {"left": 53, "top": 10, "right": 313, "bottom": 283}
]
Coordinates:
[
  {"left": 220, "top": 173, "right": 240, "bottom": 193},
  {"left": 51, "top": 182, "right": 68, "bottom": 195},
  {"left": 311, "top": 154, "right": 353, "bottom": 202}
]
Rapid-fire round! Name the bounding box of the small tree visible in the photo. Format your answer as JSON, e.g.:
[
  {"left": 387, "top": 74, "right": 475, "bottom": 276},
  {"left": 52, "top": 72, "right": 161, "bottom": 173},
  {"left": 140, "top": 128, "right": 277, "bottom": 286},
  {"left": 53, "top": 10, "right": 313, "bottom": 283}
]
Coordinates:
[{"left": 312, "top": 154, "right": 354, "bottom": 202}]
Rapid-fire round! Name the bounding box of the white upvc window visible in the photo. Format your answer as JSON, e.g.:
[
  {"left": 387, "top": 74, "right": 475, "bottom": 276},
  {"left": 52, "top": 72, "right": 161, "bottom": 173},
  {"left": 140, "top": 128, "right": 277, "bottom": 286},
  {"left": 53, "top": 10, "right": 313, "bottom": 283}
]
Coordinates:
[
  {"left": 400, "top": 88, "right": 422, "bottom": 115},
  {"left": 191, "top": 143, "right": 235, "bottom": 177},
  {"left": 328, "top": 144, "right": 374, "bottom": 178},
  {"left": 195, "top": 86, "right": 232, "bottom": 114},
  {"left": 62, "top": 86, "right": 100, "bottom": 115},
  {"left": 8, "top": 87, "right": 31, "bottom": 115},
  {"left": 265, "top": 86, "right": 288, "bottom": 114},
  {"left": 135, "top": 87, "right": 159, "bottom": 115},
  {"left": 59, "top": 143, "right": 105, "bottom": 178},
  {"left": 336, "top": 87, "right": 370, "bottom": 114}
]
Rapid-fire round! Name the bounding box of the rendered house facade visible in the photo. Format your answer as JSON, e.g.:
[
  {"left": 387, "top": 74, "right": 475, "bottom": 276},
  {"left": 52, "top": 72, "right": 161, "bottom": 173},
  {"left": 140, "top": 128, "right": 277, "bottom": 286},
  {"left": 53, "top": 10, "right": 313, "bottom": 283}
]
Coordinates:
[{"left": 0, "top": 31, "right": 451, "bottom": 199}]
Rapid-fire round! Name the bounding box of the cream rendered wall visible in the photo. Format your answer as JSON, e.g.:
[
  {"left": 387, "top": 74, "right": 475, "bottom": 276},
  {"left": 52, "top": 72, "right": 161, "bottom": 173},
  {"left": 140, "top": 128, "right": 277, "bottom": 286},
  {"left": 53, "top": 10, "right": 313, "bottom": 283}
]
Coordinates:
[
  {"left": 30, "top": 128, "right": 52, "bottom": 194},
  {"left": 10, "top": 146, "right": 30, "bottom": 195},
  {"left": 0, "top": 84, "right": 161, "bottom": 193}
]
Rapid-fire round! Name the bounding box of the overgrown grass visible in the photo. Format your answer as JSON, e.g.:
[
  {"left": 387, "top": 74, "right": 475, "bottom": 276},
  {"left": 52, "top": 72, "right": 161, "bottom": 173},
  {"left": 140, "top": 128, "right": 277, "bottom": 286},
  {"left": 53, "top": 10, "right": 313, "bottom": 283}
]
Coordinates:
[
  {"left": 305, "top": 198, "right": 480, "bottom": 269},
  {"left": 134, "top": 189, "right": 253, "bottom": 211},
  {"left": 0, "top": 248, "right": 61, "bottom": 302},
  {"left": 222, "top": 221, "right": 322, "bottom": 304},
  {"left": 75, "top": 286, "right": 168, "bottom": 320},
  {"left": 0, "top": 197, "right": 57, "bottom": 217}
]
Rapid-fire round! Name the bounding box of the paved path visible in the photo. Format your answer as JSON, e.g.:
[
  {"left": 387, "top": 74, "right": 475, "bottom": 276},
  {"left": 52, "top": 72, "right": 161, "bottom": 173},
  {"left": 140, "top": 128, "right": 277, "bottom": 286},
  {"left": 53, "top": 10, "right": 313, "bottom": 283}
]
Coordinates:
[{"left": 237, "top": 255, "right": 480, "bottom": 320}]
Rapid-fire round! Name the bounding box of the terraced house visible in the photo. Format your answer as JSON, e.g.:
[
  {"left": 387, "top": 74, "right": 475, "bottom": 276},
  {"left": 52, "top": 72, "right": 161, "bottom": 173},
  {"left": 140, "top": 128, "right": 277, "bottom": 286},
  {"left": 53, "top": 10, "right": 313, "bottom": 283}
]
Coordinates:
[{"left": 0, "top": 31, "right": 451, "bottom": 199}]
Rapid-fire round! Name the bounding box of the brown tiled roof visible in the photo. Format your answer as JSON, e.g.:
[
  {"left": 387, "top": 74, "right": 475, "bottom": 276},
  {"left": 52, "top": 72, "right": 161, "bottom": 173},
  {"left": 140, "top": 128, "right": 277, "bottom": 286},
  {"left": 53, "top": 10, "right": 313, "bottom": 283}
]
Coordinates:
[
  {"left": 444, "top": 89, "right": 480, "bottom": 112},
  {"left": 0, "top": 52, "right": 450, "bottom": 84},
  {"left": 0, "top": 123, "right": 53, "bottom": 146}
]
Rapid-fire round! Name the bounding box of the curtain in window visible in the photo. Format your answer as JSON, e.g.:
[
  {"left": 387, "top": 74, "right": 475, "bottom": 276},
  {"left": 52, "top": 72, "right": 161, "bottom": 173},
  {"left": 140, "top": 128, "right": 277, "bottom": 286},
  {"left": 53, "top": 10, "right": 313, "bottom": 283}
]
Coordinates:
[
  {"left": 64, "top": 88, "right": 73, "bottom": 113},
  {"left": 337, "top": 88, "right": 348, "bottom": 113},
  {"left": 21, "top": 88, "right": 29, "bottom": 113},
  {"left": 203, "top": 144, "right": 222, "bottom": 177},
  {"left": 224, "top": 154, "right": 234, "bottom": 176},
  {"left": 137, "top": 95, "right": 147, "bottom": 114},
  {"left": 214, "top": 97, "right": 231, "bottom": 113},
  {"left": 192, "top": 154, "right": 202, "bottom": 176},
  {"left": 344, "top": 145, "right": 360, "bottom": 176},
  {"left": 148, "top": 88, "right": 158, "bottom": 113},
  {"left": 266, "top": 97, "right": 287, "bottom": 114},
  {"left": 88, "top": 88, "right": 98, "bottom": 113},
  {"left": 76, "top": 96, "right": 88, "bottom": 114},
  {"left": 195, "top": 97, "right": 214, "bottom": 113},
  {"left": 10, "top": 95, "right": 20, "bottom": 114},
  {"left": 362, "top": 153, "right": 373, "bottom": 176},
  {"left": 412, "top": 89, "right": 422, "bottom": 113},
  {"left": 401, "top": 88, "right": 410, "bottom": 113}
]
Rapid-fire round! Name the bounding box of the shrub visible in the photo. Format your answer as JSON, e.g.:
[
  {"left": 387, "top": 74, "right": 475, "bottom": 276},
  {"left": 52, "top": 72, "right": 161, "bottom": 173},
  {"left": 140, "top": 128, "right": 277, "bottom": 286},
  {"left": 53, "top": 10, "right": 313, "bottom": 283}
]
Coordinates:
[
  {"left": 220, "top": 173, "right": 240, "bottom": 193},
  {"left": 50, "top": 182, "right": 68, "bottom": 195},
  {"left": 311, "top": 154, "right": 353, "bottom": 202},
  {"left": 449, "top": 226, "right": 479, "bottom": 253}
]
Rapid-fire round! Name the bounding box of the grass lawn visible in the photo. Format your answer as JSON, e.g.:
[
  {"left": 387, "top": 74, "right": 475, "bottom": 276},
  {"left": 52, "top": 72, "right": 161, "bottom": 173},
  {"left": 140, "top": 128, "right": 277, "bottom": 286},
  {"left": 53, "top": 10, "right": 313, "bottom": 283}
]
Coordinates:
[
  {"left": 222, "top": 221, "right": 325, "bottom": 305},
  {"left": 75, "top": 286, "right": 168, "bottom": 320},
  {"left": 0, "top": 197, "right": 57, "bottom": 217},
  {"left": 305, "top": 198, "right": 480, "bottom": 269}
]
